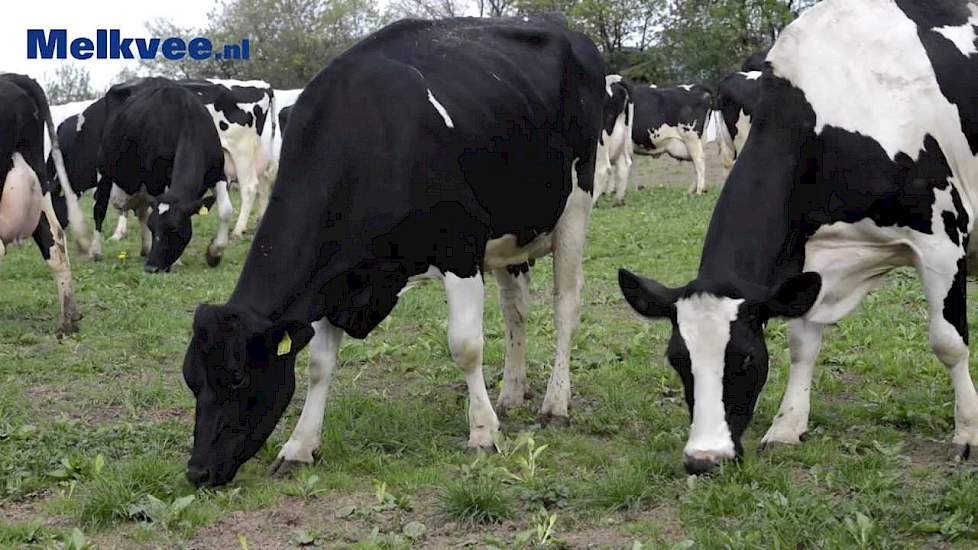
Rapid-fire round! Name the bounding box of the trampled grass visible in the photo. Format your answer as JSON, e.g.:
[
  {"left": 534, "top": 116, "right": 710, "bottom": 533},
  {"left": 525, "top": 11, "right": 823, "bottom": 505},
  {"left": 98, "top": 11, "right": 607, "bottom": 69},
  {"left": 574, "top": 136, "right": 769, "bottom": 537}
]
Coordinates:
[{"left": 3, "top": 152, "right": 978, "bottom": 547}]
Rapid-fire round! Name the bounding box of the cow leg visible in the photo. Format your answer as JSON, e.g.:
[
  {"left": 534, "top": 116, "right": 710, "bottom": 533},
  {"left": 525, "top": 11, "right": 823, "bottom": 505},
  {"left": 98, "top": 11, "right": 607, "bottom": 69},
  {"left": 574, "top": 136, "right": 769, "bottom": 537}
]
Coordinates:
[
  {"left": 444, "top": 271, "right": 498, "bottom": 449},
  {"left": 33, "top": 193, "right": 79, "bottom": 335},
  {"left": 89, "top": 178, "right": 112, "bottom": 261},
  {"left": 759, "top": 319, "right": 825, "bottom": 450},
  {"left": 495, "top": 266, "right": 530, "bottom": 414},
  {"left": 685, "top": 133, "right": 707, "bottom": 195},
  {"left": 138, "top": 206, "right": 152, "bottom": 257},
  {"left": 232, "top": 167, "right": 258, "bottom": 240},
  {"left": 612, "top": 150, "right": 633, "bottom": 207},
  {"left": 269, "top": 319, "right": 344, "bottom": 476},
  {"left": 109, "top": 212, "right": 128, "bottom": 241},
  {"left": 206, "top": 181, "right": 233, "bottom": 267},
  {"left": 919, "top": 255, "right": 978, "bottom": 460},
  {"left": 591, "top": 142, "right": 611, "bottom": 207},
  {"left": 540, "top": 181, "right": 591, "bottom": 425}
]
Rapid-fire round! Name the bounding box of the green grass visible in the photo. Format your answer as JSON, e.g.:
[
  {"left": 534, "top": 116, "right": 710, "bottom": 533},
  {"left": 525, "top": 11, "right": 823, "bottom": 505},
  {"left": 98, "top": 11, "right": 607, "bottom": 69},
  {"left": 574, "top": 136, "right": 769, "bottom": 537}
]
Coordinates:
[{"left": 3, "top": 154, "right": 978, "bottom": 547}]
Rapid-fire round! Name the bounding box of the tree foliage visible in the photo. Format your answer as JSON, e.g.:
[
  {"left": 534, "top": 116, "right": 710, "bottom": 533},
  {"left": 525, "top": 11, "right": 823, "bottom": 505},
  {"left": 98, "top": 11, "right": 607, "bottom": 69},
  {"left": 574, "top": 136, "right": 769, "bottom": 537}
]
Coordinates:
[{"left": 44, "top": 65, "right": 98, "bottom": 104}]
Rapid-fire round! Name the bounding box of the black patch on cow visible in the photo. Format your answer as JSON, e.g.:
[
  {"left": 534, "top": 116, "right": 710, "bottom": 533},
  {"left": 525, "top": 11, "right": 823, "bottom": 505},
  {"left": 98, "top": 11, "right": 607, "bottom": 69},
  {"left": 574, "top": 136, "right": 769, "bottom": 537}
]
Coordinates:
[
  {"left": 253, "top": 105, "right": 267, "bottom": 135},
  {"left": 945, "top": 249, "right": 969, "bottom": 344},
  {"left": 896, "top": 0, "right": 978, "bottom": 155},
  {"left": 602, "top": 81, "right": 631, "bottom": 137},
  {"left": 506, "top": 262, "right": 531, "bottom": 276},
  {"left": 944, "top": 211, "right": 961, "bottom": 245},
  {"left": 742, "top": 48, "right": 770, "bottom": 72},
  {"left": 717, "top": 72, "right": 761, "bottom": 143},
  {"left": 219, "top": 121, "right": 229, "bottom": 131}
]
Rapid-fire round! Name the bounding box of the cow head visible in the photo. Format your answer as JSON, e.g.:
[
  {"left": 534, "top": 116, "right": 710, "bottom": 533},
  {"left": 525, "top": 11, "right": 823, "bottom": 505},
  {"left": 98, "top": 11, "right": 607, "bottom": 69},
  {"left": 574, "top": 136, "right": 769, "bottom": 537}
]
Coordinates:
[
  {"left": 145, "top": 195, "right": 216, "bottom": 273},
  {"left": 182, "top": 304, "right": 313, "bottom": 487},
  {"left": 618, "top": 269, "right": 821, "bottom": 474}
]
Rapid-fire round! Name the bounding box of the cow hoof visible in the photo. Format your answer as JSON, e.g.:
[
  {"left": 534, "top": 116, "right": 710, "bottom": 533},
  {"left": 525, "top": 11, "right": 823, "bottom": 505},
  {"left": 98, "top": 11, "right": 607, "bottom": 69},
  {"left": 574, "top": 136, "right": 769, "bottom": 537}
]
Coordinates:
[
  {"left": 206, "top": 250, "right": 223, "bottom": 268},
  {"left": 267, "top": 457, "right": 309, "bottom": 478},
  {"left": 537, "top": 413, "right": 570, "bottom": 428},
  {"left": 231, "top": 231, "right": 245, "bottom": 241},
  {"left": 613, "top": 200, "right": 625, "bottom": 208},
  {"left": 758, "top": 432, "right": 808, "bottom": 453},
  {"left": 466, "top": 441, "right": 497, "bottom": 454},
  {"left": 951, "top": 442, "right": 975, "bottom": 462}
]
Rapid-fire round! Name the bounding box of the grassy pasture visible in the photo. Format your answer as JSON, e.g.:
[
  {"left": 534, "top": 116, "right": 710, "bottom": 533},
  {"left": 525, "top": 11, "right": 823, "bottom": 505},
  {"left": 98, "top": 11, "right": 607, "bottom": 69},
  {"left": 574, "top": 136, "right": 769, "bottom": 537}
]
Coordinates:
[{"left": 3, "top": 149, "right": 978, "bottom": 548}]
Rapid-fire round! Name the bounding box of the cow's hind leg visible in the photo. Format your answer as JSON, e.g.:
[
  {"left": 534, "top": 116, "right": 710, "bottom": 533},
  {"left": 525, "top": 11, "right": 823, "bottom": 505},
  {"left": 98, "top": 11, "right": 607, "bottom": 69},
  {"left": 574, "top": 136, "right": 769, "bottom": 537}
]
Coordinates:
[
  {"left": 495, "top": 265, "right": 530, "bottom": 414},
  {"left": 612, "top": 150, "right": 633, "bottom": 207},
  {"left": 920, "top": 254, "right": 978, "bottom": 460},
  {"left": 207, "top": 181, "right": 233, "bottom": 267},
  {"left": 685, "top": 133, "right": 707, "bottom": 195},
  {"left": 232, "top": 165, "right": 258, "bottom": 240},
  {"left": 759, "top": 319, "right": 825, "bottom": 450},
  {"left": 269, "top": 319, "right": 344, "bottom": 476},
  {"left": 109, "top": 211, "right": 128, "bottom": 242},
  {"left": 444, "top": 271, "right": 499, "bottom": 449},
  {"left": 34, "top": 193, "right": 79, "bottom": 334},
  {"left": 540, "top": 179, "right": 592, "bottom": 426}
]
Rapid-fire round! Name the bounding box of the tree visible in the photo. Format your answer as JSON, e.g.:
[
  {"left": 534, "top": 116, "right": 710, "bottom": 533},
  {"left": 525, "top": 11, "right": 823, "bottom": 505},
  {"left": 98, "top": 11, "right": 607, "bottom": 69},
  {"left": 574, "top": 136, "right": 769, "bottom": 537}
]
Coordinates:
[{"left": 44, "top": 65, "right": 97, "bottom": 105}]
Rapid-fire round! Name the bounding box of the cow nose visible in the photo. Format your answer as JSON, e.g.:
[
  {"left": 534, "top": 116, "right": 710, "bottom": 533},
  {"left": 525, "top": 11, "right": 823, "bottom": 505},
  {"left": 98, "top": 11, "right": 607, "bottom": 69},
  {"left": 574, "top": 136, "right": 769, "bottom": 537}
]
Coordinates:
[
  {"left": 186, "top": 465, "right": 211, "bottom": 487},
  {"left": 683, "top": 452, "right": 722, "bottom": 475},
  {"left": 144, "top": 263, "right": 160, "bottom": 274}
]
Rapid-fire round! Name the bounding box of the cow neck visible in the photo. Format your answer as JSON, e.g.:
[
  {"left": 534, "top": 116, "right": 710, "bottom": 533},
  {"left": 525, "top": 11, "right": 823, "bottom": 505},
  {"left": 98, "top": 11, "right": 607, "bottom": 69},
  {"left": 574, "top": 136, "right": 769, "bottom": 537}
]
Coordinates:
[
  {"left": 227, "top": 197, "right": 325, "bottom": 326},
  {"left": 696, "top": 132, "right": 807, "bottom": 297}
]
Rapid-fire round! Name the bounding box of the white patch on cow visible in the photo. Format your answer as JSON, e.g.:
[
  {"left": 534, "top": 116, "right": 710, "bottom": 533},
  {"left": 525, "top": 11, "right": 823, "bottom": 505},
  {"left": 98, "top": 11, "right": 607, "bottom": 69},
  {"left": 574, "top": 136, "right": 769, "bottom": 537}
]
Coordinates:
[
  {"left": 426, "top": 89, "right": 455, "bottom": 129},
  {"left": 676, "top": 293, "right": 744, "bottom": 461},
  {"left": 157, "top": 203, "right": 171, "bottom": 215},
  {"left": 934, "top": 4, "right": 978, "bottom": 57},
  {"left": 769, "top": 0, "right": 976, "bottom": 175},
  {"left": 605, "top": 74, "right": 623, "bottom": 97},
  {"left": 648, "top": 84, "right": 658, "bottom": 89},
  {"left": 740, "top": 71, "right": 763, "bottom": 80},
  {"left": 490, "top": 72, "right": 502, "bottom": 82},
  {"left": 679, "top": 84, "right": 694, "bottom": 91},
  {"left": 398, "top": 265, "right": 444, "bottom": 296},
  {"left": 75, "top": 112, "right": 86, "bottom": 133}
]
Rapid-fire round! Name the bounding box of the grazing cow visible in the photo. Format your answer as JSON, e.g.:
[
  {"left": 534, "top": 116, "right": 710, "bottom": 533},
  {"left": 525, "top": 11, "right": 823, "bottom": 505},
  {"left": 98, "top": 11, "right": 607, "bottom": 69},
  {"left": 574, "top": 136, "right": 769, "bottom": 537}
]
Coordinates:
[
  {"left": 631, "top": 84, "right": 713, "bottom": 195},
  {"left": 0, "top": 74, "right": 80, "bottom": 333},
  {"left": 592, "top": 75, "right": 634, "bottom": 207},
  {"left": 181, "top": 16, "right": 606, "bottom": 487},
  {"left": 716, "top": 71, "right": 762, "bottom": 170},
  {"left": 619, "top": 0, "right": 978, "bottom": 475},
  {"left": 50, "top": 78, "right": 272, "bottom": 248},
  {"left": 96, "top": 81, "right": 227, "bottom": 272}
]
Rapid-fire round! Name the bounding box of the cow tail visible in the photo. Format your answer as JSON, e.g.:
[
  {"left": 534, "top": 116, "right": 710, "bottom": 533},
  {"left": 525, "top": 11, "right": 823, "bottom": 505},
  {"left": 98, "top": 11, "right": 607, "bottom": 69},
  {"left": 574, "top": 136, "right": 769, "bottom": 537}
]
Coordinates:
[{"left": 18, "top": 76, "right": 91, "bottom": 250}]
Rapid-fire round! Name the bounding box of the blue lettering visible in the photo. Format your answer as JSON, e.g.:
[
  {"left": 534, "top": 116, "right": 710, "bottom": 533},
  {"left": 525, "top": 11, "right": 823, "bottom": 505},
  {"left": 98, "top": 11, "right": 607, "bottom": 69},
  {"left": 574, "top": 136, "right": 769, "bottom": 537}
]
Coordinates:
[
  {"left": 27, "top": 29, "right": 65, "bottom": 59},
  {"left": 70, "top": 37, "right": 94, "bottom": 59},
  {"left": 134, "top": 38, "right": 160, "bottom": 59},
  {"left": 110, "top": 29, "right": 134, "bottom": 59},
  {"left": 241, "top": 38, "right": 249, "bottom": 60},
  {"left": 188, "top": 37, "right": 211, "bottom": 60},
  {"left": 161, "top": 38, "right": 186, "bottom": 60}
]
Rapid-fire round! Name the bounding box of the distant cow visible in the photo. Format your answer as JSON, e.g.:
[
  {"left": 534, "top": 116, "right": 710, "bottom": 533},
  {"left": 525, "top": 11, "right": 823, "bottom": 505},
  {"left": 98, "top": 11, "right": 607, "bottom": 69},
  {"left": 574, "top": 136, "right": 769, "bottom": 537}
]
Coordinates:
[
  {"left": 181, "top": 16, "right": 606, "bottom": 487},
  {"left": 631, "top": 84, "right": 713, "bottom": 195},
  {"left": 96, "top": 81, "right": 227, "bottom": 272},
  {"left": 592, "top": 75, "right": 634, "bottom": 207},
  {"left": 0, "top": 74, "right": 81, "bottom": 333},
  {"left": 620, "top": 0, "right": 978, "bottom": 474},
  {"left": 716, "top": 71, "right": 762, "bottom": 169}
]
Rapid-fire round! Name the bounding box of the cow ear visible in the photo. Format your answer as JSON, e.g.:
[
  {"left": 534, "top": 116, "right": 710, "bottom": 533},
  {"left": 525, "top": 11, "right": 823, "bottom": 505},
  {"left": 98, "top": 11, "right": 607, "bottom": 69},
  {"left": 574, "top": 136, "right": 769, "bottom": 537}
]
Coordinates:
[
  {"left": 253, "top": 320, "right": 315, "bottom": 362},
  {"left": 618, "top": 269, "right": 681, "bottom": 319},
  {"left": 182, "top": 195, "right": 216, "bottom": 216},
  {"left": 762, "top": 272, "right": 822, "bottom": 320}
]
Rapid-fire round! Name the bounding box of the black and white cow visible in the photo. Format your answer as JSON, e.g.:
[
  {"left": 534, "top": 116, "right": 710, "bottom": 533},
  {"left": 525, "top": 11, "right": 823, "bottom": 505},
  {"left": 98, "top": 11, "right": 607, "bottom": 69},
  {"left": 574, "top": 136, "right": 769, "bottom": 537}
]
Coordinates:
[
  {"left": 631, "top": 84, "right": 713, "bottom": 195},
  {"left": 96, "top": 80, "right": 227, "bottom": 272},
  {"left": 716, "top": 70, "right": 762, "bottom": 170},
  {"left": 592, "top": 75, "right": 634, "bottom": 207},
  {"left": 181, "top": 16, "right": 606, "bottom": 487},
  {"left": 50, "top": 78, "right": 272, "bottom": 249},
  {"left": 620, "top": 0, "right": 978, "bottom": 475},
  {"left": 0, "top": 74, "right": 80, "bottom": 333}
]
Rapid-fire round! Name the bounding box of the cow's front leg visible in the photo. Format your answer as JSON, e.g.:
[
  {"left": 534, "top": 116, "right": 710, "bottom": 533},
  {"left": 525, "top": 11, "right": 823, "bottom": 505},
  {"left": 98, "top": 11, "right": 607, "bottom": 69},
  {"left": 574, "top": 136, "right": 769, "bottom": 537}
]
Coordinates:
[
  {"left": 920, "top": 256, "right": 978, "bottom": 460},
  {"left": 34, "top": 193, "right": 79, "bottom": 334},
  {"left": 445, "top": 271, "right": 498, "bottom": 449},
  {"left": 495, "top": 266, "right": 530, "bottom": 414},
  {"left": 760, "top": 319, "right": 824, "bottom": 450},
  {"left": 137, "top": 206, "right": 152, "bottom": 257},
  {"left": 89, "top": 179, "right": 112, "bottom": 261},
  {"left": 685, "top": 133, "right": 707, "bottom": 195},
  {"left": 540, "top": 182, "right": 591, "bottom": 425},
  {"left": 269, "top": 319, "right": 344, "bottom": 476},
  {"left": 206, "top": 181, "right": 233, "bottom": 267}
]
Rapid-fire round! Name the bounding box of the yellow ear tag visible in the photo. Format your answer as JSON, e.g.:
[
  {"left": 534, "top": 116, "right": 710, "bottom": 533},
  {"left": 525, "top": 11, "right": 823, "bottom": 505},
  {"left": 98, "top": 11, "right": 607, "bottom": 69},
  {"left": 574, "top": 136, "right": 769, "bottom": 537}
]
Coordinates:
[
  {"left": 198, "top": 205, "right": 209, "bottom": 216},
  {"left": 276, "top": 332, "right": 292, "bottom": 356}
]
